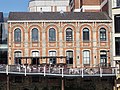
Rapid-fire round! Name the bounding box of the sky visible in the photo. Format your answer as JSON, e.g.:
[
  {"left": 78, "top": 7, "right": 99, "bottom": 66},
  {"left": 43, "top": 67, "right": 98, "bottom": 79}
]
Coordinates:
[{"left": 0, "top": 0, "right": 29, "bottom": 14}]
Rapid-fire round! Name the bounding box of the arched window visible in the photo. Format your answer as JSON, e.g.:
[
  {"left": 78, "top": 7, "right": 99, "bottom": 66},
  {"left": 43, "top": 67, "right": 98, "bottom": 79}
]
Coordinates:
[
  {"left": 49, "top": 51, "right": 56, "bottom": 64},
  {"left": 49, "top": 28, "right": 56, "bottom": 41},
  {"left": 83, "top": 50, "right": 90, "bottom": 65},
  {"left": 66, "top": 28, "right": 73, "bottom": 41},
  {"left": 100, "top": 28, "right": 106, "bottom": 41},
  {"left": 100, "top": 50, "right": 107, "bottom": 67},
  {"left": 83, "top": 28, "right": 89, "bottom": 41},
  {"left": 14, "top": 51, "right": 21, "bottom": 64},
  {"left": 66, "top": 51, "right": 73, "bottom": 64},
  {"left": 14, "top": 28, "right": 21, "bottom": 42},
  {"left": 32, "top": 28, "right": 38, "bottom": 42}
]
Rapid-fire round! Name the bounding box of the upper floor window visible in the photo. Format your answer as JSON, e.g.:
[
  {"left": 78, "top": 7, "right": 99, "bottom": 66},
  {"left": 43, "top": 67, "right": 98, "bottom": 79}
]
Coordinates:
[
  {"left": 100, "top": 28, "right": 106, "bottom": 41},
  {"left": 83, "top": 28, "right": 89, "bottom": 41},
  {"left": 49, "top": 28, "right": 56, "bottom": 41},
  {"left": 115, "top": 37, "right": 120, "bottom": 56},
  {"left": 32, "top": 28, "right": 38, "bottom": 42},
  {"left": 115, "top": 15, "right": 120, "bottom": 33},
  {"left": 14, "top": 28, "right": 21, "bottom": 43},
  {"left": 14, "top": 51, "right": 21, "bottom": 64},
  {"left": 83, "top": 50, "right": 90, "bottom": 66},
  {"left": 66, "top": 28, "right": 73, "bottom": 41}
]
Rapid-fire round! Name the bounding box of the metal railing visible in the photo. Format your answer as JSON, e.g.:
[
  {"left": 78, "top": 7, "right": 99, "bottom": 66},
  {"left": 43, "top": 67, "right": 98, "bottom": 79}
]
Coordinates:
[{"left": 0, "top": 64, "right": 117, "bottom": 77}]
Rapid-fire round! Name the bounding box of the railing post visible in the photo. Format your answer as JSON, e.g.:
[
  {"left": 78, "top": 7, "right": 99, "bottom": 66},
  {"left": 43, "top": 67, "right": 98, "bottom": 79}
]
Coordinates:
[
  {"left": 6, "top": 65, "right": 8, "bottom": 75},
  {"left": 44, "top": 66, "right": 46, "bottom": 76},
  {"left": 100, "top": 67, "right": 102, "bottom": 77},
  {"left": 115, "top": 67, "right": 118, "bottom": 76},
  {"left": 82, "top": 68, "right": 83, "bottom": 78},
  {"left": 25, "top": 66, "right": 26, "bottom": 76},
  {"left": 62, "top": 68, "right": 64, "bottom": 77}
]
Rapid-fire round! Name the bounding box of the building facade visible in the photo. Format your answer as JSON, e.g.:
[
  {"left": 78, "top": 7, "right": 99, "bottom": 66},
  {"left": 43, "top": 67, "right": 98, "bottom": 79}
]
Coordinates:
[
  {"left": 70, "top": 0, "right": 112, "bottom": 16},
  {"left": 28, "top": 0, "right": 70, "bottom": 12},
  {"left": 112, "top": 0, "right": 120, "bottom": 89},
  {"left": 8, "top": 12, "right": 112, "bottom": 68}
]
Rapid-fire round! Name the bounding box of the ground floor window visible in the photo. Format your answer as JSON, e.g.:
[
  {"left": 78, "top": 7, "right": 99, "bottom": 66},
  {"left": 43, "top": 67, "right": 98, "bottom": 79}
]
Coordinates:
[
  {"left": 66, "top": 51, "right": 73, "bottom": 64},
  {"left": 100, "top": 51, "right": 107, "bottom": 67},
  {"left": 14, "top": 51, "right": 21, "bottom": 64},
  {"left": 49, "top": 51, "right": 56, "bottom": 64},
  {"left": 83, "top": 50, "right": 90, "bottom": 66},
  {"left": 32, "top": 51, "right": 39, "bottom": 65}
]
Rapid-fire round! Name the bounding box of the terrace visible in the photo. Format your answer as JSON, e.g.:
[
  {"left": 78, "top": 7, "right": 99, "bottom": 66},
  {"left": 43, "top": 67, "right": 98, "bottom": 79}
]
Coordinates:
[{"left": 0, "top": 64, "right": 117, "bottom": 77}]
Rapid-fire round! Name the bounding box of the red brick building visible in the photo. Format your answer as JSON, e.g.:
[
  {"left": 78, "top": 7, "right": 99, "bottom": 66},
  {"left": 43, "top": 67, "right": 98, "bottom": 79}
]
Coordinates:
[{"left": 8, "top": 12, "right": 112, "bottom": 68}]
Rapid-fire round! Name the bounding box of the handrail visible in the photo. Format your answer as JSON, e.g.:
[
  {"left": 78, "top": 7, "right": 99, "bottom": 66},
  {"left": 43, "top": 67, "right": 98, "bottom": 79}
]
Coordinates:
[{"left": 0, "top": 64, "right": 116, "bottom": 77}]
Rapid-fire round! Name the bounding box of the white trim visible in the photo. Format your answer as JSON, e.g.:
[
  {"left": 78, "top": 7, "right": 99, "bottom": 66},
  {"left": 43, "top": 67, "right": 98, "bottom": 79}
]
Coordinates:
[
  {"left": 82, "top": 5, "right": 101, "bottom": 10},
  {"left": 8, "top": 20, "right": 112, "bottom": 23}
]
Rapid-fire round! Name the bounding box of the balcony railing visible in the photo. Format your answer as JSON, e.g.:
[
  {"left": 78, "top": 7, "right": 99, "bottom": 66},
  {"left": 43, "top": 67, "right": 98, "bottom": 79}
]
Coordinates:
[{"left": 0, "top": 64, "right": 117, "bottom": 77}]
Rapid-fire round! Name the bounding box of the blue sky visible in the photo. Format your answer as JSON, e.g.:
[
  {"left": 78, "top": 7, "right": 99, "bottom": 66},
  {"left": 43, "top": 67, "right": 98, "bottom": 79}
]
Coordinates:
[{"left": 0, "top": 0, "right": 29, "bottom": 14}]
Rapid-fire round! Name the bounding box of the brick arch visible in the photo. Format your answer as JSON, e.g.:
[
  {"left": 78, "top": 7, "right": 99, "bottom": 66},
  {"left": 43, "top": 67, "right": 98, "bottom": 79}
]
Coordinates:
[
  {"left": 97, "top": 24, "right": 110, "bottom": 42},
  {"left": 28, "top": 25, "right": 42, "bottom": 42},
  {"left": 97, "top": 24, "right": 109, "bottom": 32},
  {"left": 11, "top": 25, "right": 25, "bottom": 43},
  {"left": 62, "top": 24, "right": 76, "bottom": 41},
  {"left": 45, "top": 25, "right": 59, "bottom": 42},
  {"left": 28, "top": 25, "right": 42, "bottom": 33},
  {"left": 62, "top": 24, "right": 76, "bottom": 32},
  {"left": 80, "top": 24, "right": 92, "bottom": 41},
  {"left": 79, "top": 24, "right": 92, "bottom": 32}
]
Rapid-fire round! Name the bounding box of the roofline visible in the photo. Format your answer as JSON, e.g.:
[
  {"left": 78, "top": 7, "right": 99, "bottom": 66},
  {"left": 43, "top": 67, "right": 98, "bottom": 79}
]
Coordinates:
[{"left": 8, "top": 20, "right": 112, "bottom": 23}]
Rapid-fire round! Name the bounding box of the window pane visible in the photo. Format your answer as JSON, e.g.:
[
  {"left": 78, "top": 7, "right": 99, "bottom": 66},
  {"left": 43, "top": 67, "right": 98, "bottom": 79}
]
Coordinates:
[
  {"left": 83, "top": 28, "right": 89, "bottom": 41},
  {"left": 66, "top": 28, "right": 73, "bottom": 41},
  {"left": 100, "top": 28, "right": 106, "bottom": 41},
  {"left": 14, "top": 28, "right": 21, "bottom": 42},
  {"left": 115, "top": 37, "right": 120, "bottom": 56},
  {"left": 66, "top": 51, "right": 73, "bottom": 64},
  {"left": 32, "top": 51, "right": 39, "bottom": 57},
  {"left": 115, "top": 15, "right": 120, "bottom": 33},
  {"left": 32, "top": 28, "right": 38, "bottom": 42},
  {"left": 83, "top": 50, "right": 90, "bottom": 65},
  {"left": 49, "top": 51, "right": 56, "bottom": 64},
  {"left": 49, "top": 28, "right": 56, "bottom": 41},
  {"left": 14, "top": 51, "right": 21, "bottom": 64}
]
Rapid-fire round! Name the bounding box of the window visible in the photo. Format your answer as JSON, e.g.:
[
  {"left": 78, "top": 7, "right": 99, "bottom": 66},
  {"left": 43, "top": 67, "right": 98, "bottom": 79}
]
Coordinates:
[
  {"left": 14, "top": 28, "right": 21, "bottom": 43},
  {"left": 66, "top": 51, "right": 73, "bottom": 64},
  {"left": 115, "top": 37, "right": 120, "bottom": 56},
  {"left": 32, "top": 28, "right": 38, "bottom": 42},
  {"left": 117, "top": 0, "right": 120, "bottom": 6},
  {"left": 49, "top": 51, "right": 56, "bottom": 64},
  {"left": 83, "top": 50, "right": 90, "bottom": 65},
  {"left": 49, "top": 28, "right": 56, "bottom": 41},
  {"left": 14, "top": 51, "right": 21, "bottom": 64},
  {"left": 100, "top": 28, "right": 106, "bottom": 41},
  {"left": 32, "top": 51, "right": 39, "bottom": 65},
  {"left": 66, "top": 28, "right": 73, "bottom": 41},
  {"left": 100, "top": 51, "right": 107, "bottom": 67},
  {"left": 115, "top": 15, "right": 120, "bottom": 33},
  {"left": 83, "top": 28, "right": 89, "bottom": 41}
]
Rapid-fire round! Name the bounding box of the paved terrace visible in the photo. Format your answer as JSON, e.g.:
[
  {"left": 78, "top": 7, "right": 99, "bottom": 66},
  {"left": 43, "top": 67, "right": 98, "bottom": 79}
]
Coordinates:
[{"left": 0, "top": 64, "right": 117, "bottom": 77}]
